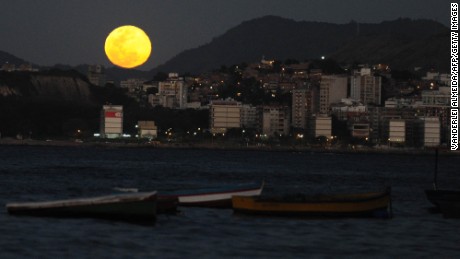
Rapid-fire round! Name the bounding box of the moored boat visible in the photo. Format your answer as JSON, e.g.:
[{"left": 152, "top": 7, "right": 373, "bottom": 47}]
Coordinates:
[
  {"left": 424, "top": 149, "right": 460, "bottom": 218},
  {"left": 160, "top": 181, "right": 264, "bottom": 208},
  {"left": 426, "top": 189, "right": 460, "bottom": 218},
  {"left": 232, "top": 188, "right": 392, "bottom": 218},
  {"left": 6, "top": 192, "right": 158, "bottom": 223}
]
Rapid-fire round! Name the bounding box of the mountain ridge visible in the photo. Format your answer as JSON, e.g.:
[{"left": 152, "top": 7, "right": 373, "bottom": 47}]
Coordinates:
[
  {"left": 152, "top": 16, "right": 449, "bottom": 74},
  {"left": 0, "top": 16, "right": 449, "bottom": 79}
]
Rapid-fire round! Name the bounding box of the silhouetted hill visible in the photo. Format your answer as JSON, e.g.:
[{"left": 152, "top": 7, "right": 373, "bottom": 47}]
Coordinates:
[
  {"left": 50, "top": 64, "right": 152, "bottom": 85},
  {"left": 152, "top": 16, "right": 448, "bottom": 74},
  {"left": 330, "top": 21, "right": 449, "bottom": 71},
  {"left": 0, "top": 70, "right": 94, "bottom": 103},
  {"left": 0, "top": 16, "right": 449, "bottom": 81},
  {"left": 0, "top": 69, "right": 144, "bottom": 138},
  {"left": 0, "top": 50, "right": 30, "bottom": 66}
]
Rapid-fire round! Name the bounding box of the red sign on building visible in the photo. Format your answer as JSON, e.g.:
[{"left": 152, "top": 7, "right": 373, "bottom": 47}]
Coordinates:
[{"left": 105, "top": 111, "right": 122, "bottom": 118}]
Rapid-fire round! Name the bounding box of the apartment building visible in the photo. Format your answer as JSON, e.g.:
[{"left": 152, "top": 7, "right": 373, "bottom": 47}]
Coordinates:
[
  {"left": 210, "top": 99, "right": 242, "bottom": 134},
  {"left": 100, "top": 105, "right": 123, "bottom": 139},
  {"left": 157, "top": 73, "right": 188, "bottom": 109},
  {"left": 292, "top": 89, "right": 308, "bottom": 129},
  {"left": 309, "top": 115, "right": 332, "bottom": 139},
  {"left": 319, "top": 75, "right": 348, "bottom": 114},
  {"left": 350, "top": 68, "right": 382, "bottom": 105},
  {"left": 262, "top": 106, "right": 290, "bottom": 137}
]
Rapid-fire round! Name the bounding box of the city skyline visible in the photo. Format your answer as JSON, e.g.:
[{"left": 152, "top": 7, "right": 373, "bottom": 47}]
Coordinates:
[{"left": 0, "top": 0, "right": 448, "bottom": 70}]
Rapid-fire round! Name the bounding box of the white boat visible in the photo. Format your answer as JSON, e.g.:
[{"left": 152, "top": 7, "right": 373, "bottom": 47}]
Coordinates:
[{"left": 160, "top": 182, "right": 264, "bottom": 208}]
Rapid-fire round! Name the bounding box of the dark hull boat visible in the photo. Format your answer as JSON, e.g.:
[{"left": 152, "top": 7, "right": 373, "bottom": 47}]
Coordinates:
[
  {"left": 6, "top": 192, "right": 157, "bottom": 223},
  {"left": 113, "top": 187, "right": 178, "bottom": 214},
  {"left": 157, "top": 196, "right": 179, "bottom": 214},
  {"left": 425, "top": 149, "right": 460, "bottom": 218},
  {"left": 426, "top": 189, "right": 460, "bottom": 218},
  {"left": 232, "top": 188, "right": 392, "bottom": 219}
]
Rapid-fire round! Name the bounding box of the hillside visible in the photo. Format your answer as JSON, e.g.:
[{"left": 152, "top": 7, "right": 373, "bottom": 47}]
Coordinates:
[
  {"left": 0, "top": 16, "right": 449, "bottom": 80},
  {"left": 330, "top": 28, "right": 449, "bottom": 71},
  {"left": 0, "top": 69, "right": 144, "bottom": 138},
  {"left": 152, "top": 16, "right": 448, "bottom": 74},
  {"left": 0, "top": 50, "right": 29, "bottom": 66},
  {"left": 0, "top": 70, "right": 94, "bottom": 103}
]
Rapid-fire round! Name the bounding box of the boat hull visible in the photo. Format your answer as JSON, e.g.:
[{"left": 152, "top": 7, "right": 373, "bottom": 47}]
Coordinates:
[
  {"left": 232, "top": 189, "right": 392, "bottom": 219},
  {"left": 157, "top": 196, "right": 179, "bottom": 214},
  {"left": 6, "top": 192, "right": 157, "bottom": 223},
  {"left": 425, "top": 189, "right": 460, "bottom": 218}
]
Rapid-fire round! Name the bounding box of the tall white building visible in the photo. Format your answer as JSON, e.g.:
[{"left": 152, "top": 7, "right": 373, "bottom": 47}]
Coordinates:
[
  {"left": 157, "top": 73, "right": 188, "bottom": 109},
  {"left": 319, "top": 75, "right": 348, "bottom": 114},
  {"left": 350, "top": 68, "right": 382, "bottom": 105},
  {"left": 100, "top": 105, "right": 123, "bottom": 138}
]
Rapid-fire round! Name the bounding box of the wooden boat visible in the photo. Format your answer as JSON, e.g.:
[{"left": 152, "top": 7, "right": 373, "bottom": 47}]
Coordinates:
[
  {"left": 6, "top": 192, "right": 157, "bottom": 223},
  {"left": 232, "top": 188, "right": 392, "bottom": 218},
  {"left": 159, "top": 182, "right": 264, "bottom": 208},
  {"left": 425, "top": 149, "right": 460, "bottom": 218}
]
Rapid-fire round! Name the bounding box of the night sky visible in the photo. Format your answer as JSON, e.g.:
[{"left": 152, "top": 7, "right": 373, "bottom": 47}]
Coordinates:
[{"left": 0, "top": 0, "right": 449, "bottom": 70}]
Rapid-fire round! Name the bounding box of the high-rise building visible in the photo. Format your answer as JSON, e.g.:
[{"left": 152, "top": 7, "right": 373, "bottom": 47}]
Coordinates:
[
  {"left": 157, "top": 73, "right": 188, "bottom": 109},
  {"left": 100, "top": 105, "right": 123, "bottom": 138},
  {"left": 319, "top": 75, "right": 348, "bottom": 114},
  {"left": 210, "top": 99, "right": 242, "bottom": 134},
  {"left": 350, "top": 68, "right": 382, "bottom": 105},
  {"left": 292, "top": 89, "right": 308, "bottom": 129},
  {"left": 262, "top": 106, "right": 290, "bottom": 137},
  {"left": 241, "top": 104, "right": 259, "bottom": 129}
]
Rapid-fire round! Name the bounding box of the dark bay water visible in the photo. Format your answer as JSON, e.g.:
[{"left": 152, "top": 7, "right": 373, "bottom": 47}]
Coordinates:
[{"left": 0, "top": 145, "right": 459, "bottom": 258}]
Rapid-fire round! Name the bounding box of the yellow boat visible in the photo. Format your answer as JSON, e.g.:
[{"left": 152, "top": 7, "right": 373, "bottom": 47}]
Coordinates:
[{"left": 232, "top": 188, "right": 392, "bottom": 218}]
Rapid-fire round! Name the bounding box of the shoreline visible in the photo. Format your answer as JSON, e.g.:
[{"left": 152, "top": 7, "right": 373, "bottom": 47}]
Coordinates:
[{"left": 1, "top": 138, "right": 458, "bottom": 156}]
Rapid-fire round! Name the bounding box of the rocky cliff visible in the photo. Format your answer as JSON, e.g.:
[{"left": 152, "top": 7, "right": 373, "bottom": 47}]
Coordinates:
[{"left": 0, "top": 70, "right": 94, "bottom": 104}]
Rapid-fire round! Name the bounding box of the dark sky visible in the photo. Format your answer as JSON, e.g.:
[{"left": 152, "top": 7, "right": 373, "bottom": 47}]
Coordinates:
[{"left": 0, "top": 0, "right": 449, "bottom": 70}]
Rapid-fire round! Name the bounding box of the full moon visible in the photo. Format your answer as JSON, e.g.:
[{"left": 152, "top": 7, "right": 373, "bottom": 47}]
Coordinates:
[{"left": 104, "top": 25, "right": 152, "bottom": 69}]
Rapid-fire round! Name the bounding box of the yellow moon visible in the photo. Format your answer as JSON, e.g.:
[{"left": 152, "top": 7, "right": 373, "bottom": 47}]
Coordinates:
[{"left": 104, "top": 25, "right": 152, "bottom": 69}]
